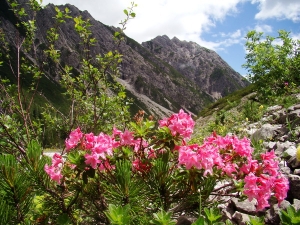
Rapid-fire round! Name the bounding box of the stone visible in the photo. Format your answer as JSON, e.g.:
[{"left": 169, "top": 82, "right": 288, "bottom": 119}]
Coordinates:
[
  {"left": 231, "top": 198, "right": 257, "bottom": 215},
  {"left": 282, "top": 146, "right": 297, "bottom": 160},
  {"left": 251, "top": 124, "right": 280, "bottom": 141},
  {"left": 287, "top": 156, "right": 300, "bottom": 169},
  {"left": 176, "top": 216, "right": 192, "bottom": 225},
  {"left": 265, "top": 204, "right": 281, "bottom": 225},
  {"left": 287, "top": 109, "right": 300, "bottom": 126},
  {"left": 288, "top": 104, "right": 300, "bottom": 112},
  {"left": 264, "top": 141, "right": 277, "bottom": 151},
  {"left": 232, "top": 211, "right": 250, "bottom": 225},
  {"left": 267, "top": 105, "right": 282, "bottom": 113},
  {"left": 279, "top": 200, "right": 291, "bottom": 210},
  {"left": 294, "top": 169, "right": 300, "bottom": 175},
  {"left": 276, "top": 141, "right": 295, "bottom": 154},
  {"left": 293, "top": 199, "right": 300, "bottom": 211},
  {"left": 280, "top": 166, "right": 291, "bottom": 175},
  {"left": 288, "top": 174, "right": 300, "bottom": 199}
]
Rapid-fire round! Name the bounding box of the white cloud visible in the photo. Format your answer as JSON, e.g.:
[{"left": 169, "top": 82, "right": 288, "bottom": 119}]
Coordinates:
[
  {"left": 42, "top": 0, "right": 245, "bottom": 50},
  {"left": 254, "top": 24, "right": 273, "bottom": 33},
  {"left": 291, "top": 32, "right": 300, "bottom": 41},
  {"left": 252, "top": 0, "right": 300, "bottom": 22},
  {"left": 231, "top": 29, "right": 242, "bottom": 38}
]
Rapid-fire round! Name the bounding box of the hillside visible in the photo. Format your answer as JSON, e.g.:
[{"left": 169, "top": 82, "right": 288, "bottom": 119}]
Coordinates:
[{"left": 0, "top": 0, "right": 249, "bottom": 118}]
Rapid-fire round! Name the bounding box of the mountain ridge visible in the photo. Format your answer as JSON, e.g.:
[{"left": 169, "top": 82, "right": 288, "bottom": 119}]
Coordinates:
[{"left": 0, "top": 1, "right": 249, "bottom": 118}]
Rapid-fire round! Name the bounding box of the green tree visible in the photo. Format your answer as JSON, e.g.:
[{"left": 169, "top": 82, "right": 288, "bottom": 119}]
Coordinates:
[
  {"left": 0, "top": 0, "right": 135, "bottom": 223},
  {"left": 243, "top": 30, "right": 300, "bottom": 101}
]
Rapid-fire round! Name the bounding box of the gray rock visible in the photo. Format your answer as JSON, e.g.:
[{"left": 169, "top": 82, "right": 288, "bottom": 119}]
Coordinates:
[
  {"left": 176, "top": 216, "right": 192, "bottom": 225},
  {"left": 293, "top": 199, "right": 300, "bottom": 211},
  {"left": 231, "top": 198, "right": 257, "bottom": 215},
  {"left": 287, "top": 156, "right": 300, "bottom": 169},
  {"left": 232, "top": 211, "right": 250, "bottom": 225},
  {"left": 276, "top": 141, "right": 295, "bottom": 154},
  {"left": 265, "top": 204, "right": 281, "bottom": 225},
  {"left": 279, "top": 200, "right": 291, "bottom": 210},
  {"left": 288, "top": 174, "right": 300, "bottom": 199},
  {"left": 265, "top": 201, "right": 290, "bottom": 224},
  {"left": 287, "top": 109, "right": 300, "bottom": 126},
  {"left": 294, "top": 169, "right": 300, "bottom": 175},
  {"left": 264, "top": 141, "right": 277, "bottom": 151},
  {"left": 267, "top": 105, "right": 282, "bottom": 113},
  {"left": 282, "top": 146, "right": 297, "bottom": 160},
  {"left": 280, "top": 166, "right": 291, "bottom": 175},
  {"left": 251, "top": 124, "right": 281, "bottom": 141},
  {"left": 288, "top": 104, "right": 300, "bottom": 112}
]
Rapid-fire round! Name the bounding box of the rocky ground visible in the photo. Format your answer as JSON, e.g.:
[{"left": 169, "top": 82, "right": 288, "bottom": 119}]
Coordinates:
[{"left": 187, "top": 94, "right": 300, "bottom": 225}]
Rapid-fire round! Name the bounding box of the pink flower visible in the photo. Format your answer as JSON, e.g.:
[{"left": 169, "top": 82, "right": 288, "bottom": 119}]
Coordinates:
[
  {"left": 240, "top": 159, "right": 259, "bottom": 174},
  {"left": 65, "top": 127, "right": 83, "bottom": 151},
  {"left": 44, "top": 152, "right": 64, "bottom": 184},
  {"left": 159, "top": 109, "right": 195, "bottom": 139},
  {"left": 274, "top": 176, "right": 289, "bottom": 203},
  {"left": 44, "top": 164, "right": 63, "bottom": 184},
  {"left": 120, "top": 129, "right": 134, "bottom": 145},
  {"left": 85, "top": 153, "right": 100, "bottom": 169},
  {"left": 52, "top": 153, "right": 63, "bottom": 167},
  {"left": 232, "top": 136, "right": 253, "bottom": 159},
  {"left": 83, "top": 132, "right": 95, "bottom": 150},
  {"left": 112, "top": 126, "right": 123, "bottom": 137},
  {"left": 132, "top": 159, "right": 151, "bottom": 173},
  {"left": 243, "top": 173, "right": 259, "bottom": 201},
  {"left": 146, "top": 148, "right": 156, "bottom": 159},
  {"left": 132, "top": 138, "right": 149, "bottom": 152},
  {"left": 222, "top": 163, "right": 237, "bottom": 177},
  {"left": 92, "top": 133, "right": 113, "bottom": 158},
  {"left": 98, "top": 159, "right": 115, "bottom": 171},
  {"left": 178, "top": 145, "right": 200, "bottom": 170}
]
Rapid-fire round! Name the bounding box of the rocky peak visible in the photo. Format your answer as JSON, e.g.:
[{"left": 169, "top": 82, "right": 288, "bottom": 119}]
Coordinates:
[{"left": 142, "top": 35, "right": 248, "bottom": 99}]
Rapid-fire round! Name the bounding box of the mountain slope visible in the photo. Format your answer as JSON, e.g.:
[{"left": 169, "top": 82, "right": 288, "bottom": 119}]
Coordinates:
[
  {"left": 142, "top": 35, "right": 249, "bottom": 99},
  {"left": 0, "top": 1, "right": 249, "bottom": 118}
]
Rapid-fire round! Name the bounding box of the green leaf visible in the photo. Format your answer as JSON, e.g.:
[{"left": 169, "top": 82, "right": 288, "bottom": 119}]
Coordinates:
[
  {"left": 150, "top": 209, "right": 176, "bottom": 225},
  {"left": 57, "top": 213, "right": 72, "bottom": 225},
  {"left": 130, "top": 12, "right": 136, "bottom": 18},
  {"left": 192, "top": 216, "right": 206, "bottom": 225},
  {"left": 123, "top": 9, "right": 128, "bottom": 16},
  {"left": 204, "top": 207, "right": 222, "bottom": 223},
  {"left": 26, "top": 140, "right": 42, "bottom": 169},
  {"left": 104, "top": 204, "right": 131, "bottom": 225}
]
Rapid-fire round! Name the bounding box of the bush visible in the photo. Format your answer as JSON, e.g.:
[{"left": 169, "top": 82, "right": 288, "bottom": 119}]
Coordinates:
[{"left": 243, "top": 30, "right": 300, "bottom": 101}]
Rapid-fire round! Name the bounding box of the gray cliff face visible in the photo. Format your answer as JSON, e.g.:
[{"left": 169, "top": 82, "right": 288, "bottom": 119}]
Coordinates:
[
  {"left": 0, "top": 2, "right": 249, "bottom": 117},
  {"left": 142, "top": 35, "right": 249, "bottom": 99}
]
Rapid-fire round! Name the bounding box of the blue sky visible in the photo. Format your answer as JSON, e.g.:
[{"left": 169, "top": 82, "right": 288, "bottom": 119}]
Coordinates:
[{"left": 42, "top": 0, "right": 300, "bottom": 76}]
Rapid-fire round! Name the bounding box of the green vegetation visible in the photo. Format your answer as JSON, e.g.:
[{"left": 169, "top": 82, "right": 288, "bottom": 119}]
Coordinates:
[
  {"left": 279, "top": 205, "right": 300, "bottom": 225},
  {"left": 243, "top": 30, "right": 300, "bottom": 101},
  {"left": 195, "top": 30, "right": 300, "bottom": 142},
  {"left": 0, "top": 1, "right": 299, "bottom": 224},
  {"left": 198, "top": 83, "right": 256, "bottom": 118}
]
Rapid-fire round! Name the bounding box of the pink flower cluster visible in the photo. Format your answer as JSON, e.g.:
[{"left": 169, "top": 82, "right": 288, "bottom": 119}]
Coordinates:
[
  {"left": 243, "top": 151, "right": 289, "bottom": 210},
  {"left": 65, "top": 128, "right": 83, "bottom": 151},
  {"left": 44, "top": 110, "right": 289, "bottom": 211},
  {"left": 177, "top": 133, "right": 253, "bottom": 176},
  {"left": 159, "top": 109, "right": 195, "bottom": 139},
  {"left": 53, "top": 127, "right": 153, "bottom": 174},
  {"left": 44, "top": 153, "right": 63, "bottom": 184},
  {"left": 176, "top": 132, "right": 289, "bottom": 210}
]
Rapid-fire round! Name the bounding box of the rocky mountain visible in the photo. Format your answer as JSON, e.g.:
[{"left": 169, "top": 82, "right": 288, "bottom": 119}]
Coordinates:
[
  {"left": 0, "top": 1, "right": 249, "bottom": 117},
  {"left": 142, "top": 36, "right": 248, "bottom": 99}
]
